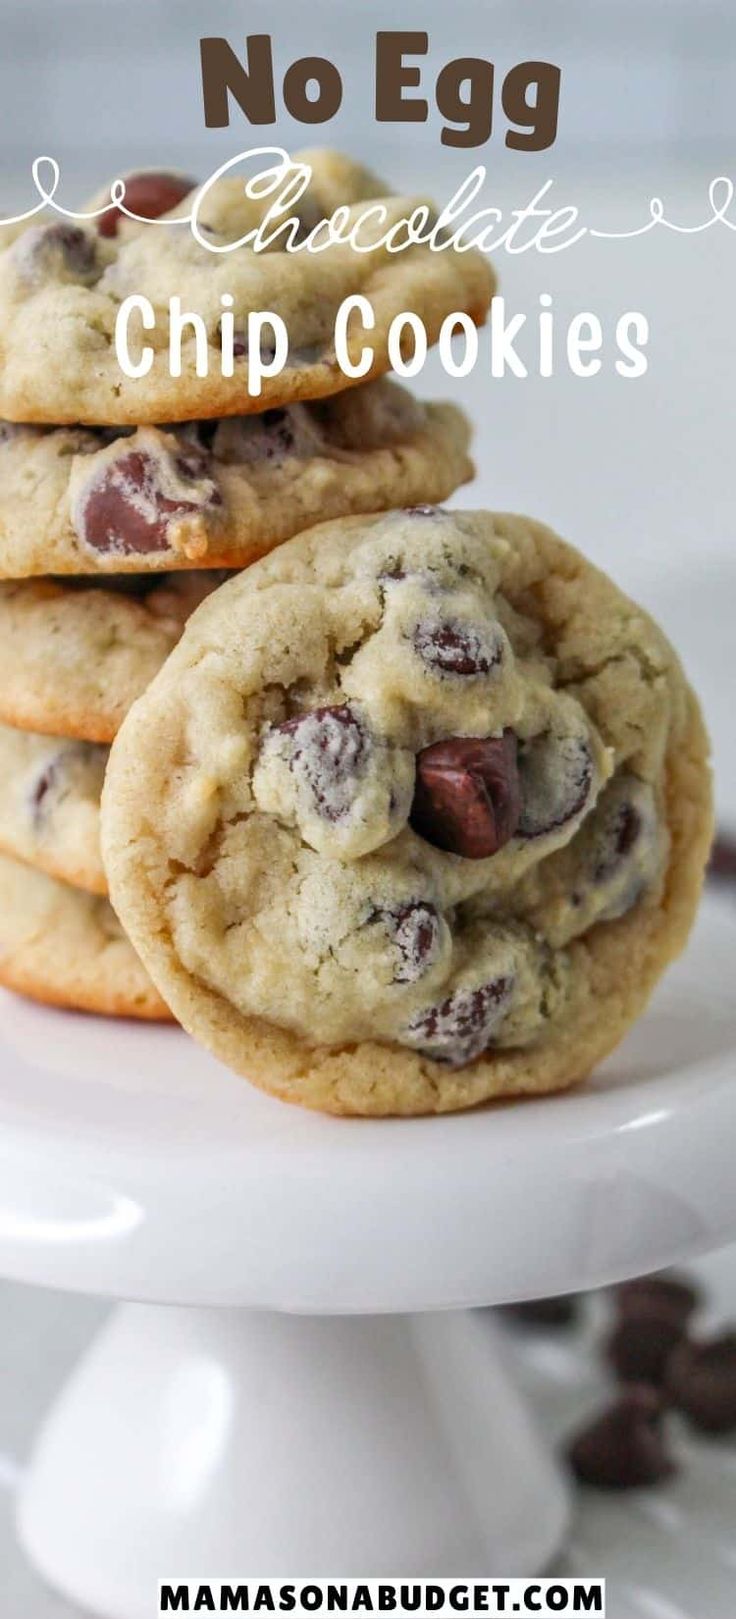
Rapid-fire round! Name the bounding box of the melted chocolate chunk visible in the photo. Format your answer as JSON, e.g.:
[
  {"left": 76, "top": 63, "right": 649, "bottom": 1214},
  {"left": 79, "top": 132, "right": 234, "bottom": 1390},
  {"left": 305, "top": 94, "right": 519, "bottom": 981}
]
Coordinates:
[
  {"left": 412, "top": 619, "right": 503, "bottom": 678},
  {"left": 14, "top": 222, "right": 99, "bottom": 285},
  {"left": 275, "top": 705, "right": 368, "bottom": 824},
  {"left": 606, "top": 1313, "right": 685, "bottom": 1389},
  {"left": 666, "top": 1333, "right": 736, "bottom": 1433},
  {"left": 74, "top": 442, "right": 221, "bottom": 557},
  {"left": 568, "top": 1386, "right": 675, "bottom": 1490},
  {"left": 372, "top": 902, "right": 442, "bottom": 984},
  {"left": 410, "top": 733, "right": 521, "bottom": 859},
  {"left": 615, "top": 1272, "right": 701, "bottom": 1326},
  {"left": 517, "top": 733, "right": 594, "bottom": 840},
  {"left": 97, "top": 172, "right": 197, "bottom": 237},
  {"left": 408, "top": 974, "right": 514, "bottom": 1066}
]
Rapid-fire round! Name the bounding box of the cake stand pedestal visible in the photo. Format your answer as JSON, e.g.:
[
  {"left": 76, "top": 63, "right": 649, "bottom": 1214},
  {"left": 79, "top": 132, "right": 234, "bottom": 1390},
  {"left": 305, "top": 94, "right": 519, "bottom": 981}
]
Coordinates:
[{"left": 1, "top": 893, "right": 735, "bottom": 1619}]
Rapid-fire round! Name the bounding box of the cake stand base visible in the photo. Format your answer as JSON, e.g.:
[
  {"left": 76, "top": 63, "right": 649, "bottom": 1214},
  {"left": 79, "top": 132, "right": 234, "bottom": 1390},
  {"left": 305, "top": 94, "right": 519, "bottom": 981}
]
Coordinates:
[{"left": 17, "top": 1303, "right": 568, "bottom": 1619}]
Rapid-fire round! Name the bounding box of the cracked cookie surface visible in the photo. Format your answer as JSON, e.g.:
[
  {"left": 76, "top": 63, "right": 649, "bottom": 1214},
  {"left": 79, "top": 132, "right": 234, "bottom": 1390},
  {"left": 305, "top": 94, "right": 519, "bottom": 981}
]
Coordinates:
[
  {"left": 0, "top": 851, "right": 171, "bottom": 1019},
  {"left": 0, "top": 153, "right": 493, "bottom": 424},
  {"left": 0, "top": 380, "right": 472, "bottom": 575},
  {"left": 102, "top": 509, "right": 712, "bottom": 1115}
]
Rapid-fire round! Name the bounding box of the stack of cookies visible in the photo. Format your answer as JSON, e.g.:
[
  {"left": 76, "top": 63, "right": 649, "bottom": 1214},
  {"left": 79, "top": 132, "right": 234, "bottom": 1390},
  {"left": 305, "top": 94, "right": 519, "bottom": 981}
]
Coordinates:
[{"left": 0, "top": 154, "right": 491, "bottom": 1023}]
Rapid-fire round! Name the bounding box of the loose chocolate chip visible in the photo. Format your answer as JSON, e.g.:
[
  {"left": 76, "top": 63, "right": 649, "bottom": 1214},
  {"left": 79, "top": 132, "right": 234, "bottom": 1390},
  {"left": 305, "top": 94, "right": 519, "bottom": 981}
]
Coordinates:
[
  {"left": 97, "top": 171, "right": 197, "bottom": 237},
  {"left": 372, "top": 901, "right": 443, "bottom": 984},
  {"left": 517, "top": 733, "right": 594, "bottom": 840},
  {"left": 410, "top": 732, "right": 521, "bottom": 859},
  {"left": 407, "top": 974, "right": 514, "bottom": 1066},
  {"left": 501, "top": 1295, "right": 580, "bottom": 1328},
  {"left": 568, "top": 1386, "right": 675, "bottom": 1490},
  {"left": 606, "top": 1313, "right": 685, "bottom": 1388},
  {"left": 615, "top": 1271, "right": 701, "bottom": 1326},
  {"left": 276, "top": 705, "right": 368, "bottom": 824},
  {"left": 13, "top": 222, "right": 99, "bottom": 285},
  {"left": 666, "top": 1333, "right": 736, "bottom": 1433},
  {"left": 74, "top": 442, "right": 221, "bottom": 557},
  {"left": 412, "top": 619, "right": 503, "bottom": 678}
]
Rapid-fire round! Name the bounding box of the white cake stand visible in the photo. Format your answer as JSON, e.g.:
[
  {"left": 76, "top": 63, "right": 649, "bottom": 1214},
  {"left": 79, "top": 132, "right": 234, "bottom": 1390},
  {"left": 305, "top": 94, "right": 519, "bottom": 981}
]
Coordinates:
[{"left": 1, "top": 890, "right": 736, "bottom": 1619}]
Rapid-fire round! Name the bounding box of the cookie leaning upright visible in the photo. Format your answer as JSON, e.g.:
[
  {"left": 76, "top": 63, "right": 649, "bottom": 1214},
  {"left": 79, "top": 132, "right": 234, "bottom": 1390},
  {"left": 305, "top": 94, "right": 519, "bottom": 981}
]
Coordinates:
[
  {"left": 101, "top": 508, "right": 713, "bottom": 1117},
  {"left": 0, "top": 151, "right": 493, "bottom": 425}
]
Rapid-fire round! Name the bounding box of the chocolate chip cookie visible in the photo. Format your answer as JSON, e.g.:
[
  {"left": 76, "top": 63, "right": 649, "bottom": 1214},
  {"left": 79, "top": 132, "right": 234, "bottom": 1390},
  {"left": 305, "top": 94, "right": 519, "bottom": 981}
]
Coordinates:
[
  {"left": 0, "top": 572, "right": 228, "bottom": 741},
  {"left": 0, "top": 154, "right": 493, "bottom": 424},
  {"left": 0, "top": 381, "right": 471, "bottom": 575},
  {"left": 102, "top": 508, "right": 712, "bottom": 1115},
  {"left": 0, "top": 723, "right": 107, "bottom": 893},
  {"left": 0, "top": 852, "right": 170, "bottom": 1019}
]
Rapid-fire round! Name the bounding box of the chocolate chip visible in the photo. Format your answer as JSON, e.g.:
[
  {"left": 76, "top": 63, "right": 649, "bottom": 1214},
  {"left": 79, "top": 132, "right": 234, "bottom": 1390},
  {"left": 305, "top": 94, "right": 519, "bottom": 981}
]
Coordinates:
[
  {"left": 13, "top": 222, "right": 99, "bottom": 285},
  {"left": 73, "top": 439, "right": 221, "bottom": 557},
  {"left": 371, "top": 902, "right": 443, "bottom": 984},
  {"left": 410, "top": 733, "right": 521, "bottom": 859},
  {"left": 216, "top": 405, "right": 325, "bottom": 466},
  {"left": 412, "top": 619, "right": 503, "bottom": 678},
  {"left": 594, "top": 800, "right": 641, "bottom": 879},
  {"left": 615, "top": 1271, "right": 701, "bottom": 1326},
  {"left": 222, "top": 333, "right": 324, "bottom": 368},
  {"left": 666, "top": 1333, "right": 736, "bottom": 1433},
  {"left": 61, "top": 573, "right": 162, "bottom": 600},
  {"left": 517, "top": 733, "right": 594, "bottom": 840},
  {"left": 275, "top": 705, "right": 368, "bottom": 824},
  {"left": 28, "top": 743, "right": 105, "bottom": 829},
  {"left": 568, "top": 1386, "right": 675, "bottom": 1490},
  {"left": 404, "top": 505, "right": 445, "bottom": 517},
  {"left": 501, "top": 1295, "right": 580, "bottom": 1328},
  {"left": 407, "top": 974, "right": 514, "bottom": 1066},
  {"left": 606, "top": 1313, "right": 685, "bottom": 1389},
  {"left": 97, "top": 171, "right": 197, "bottom": 237}
]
